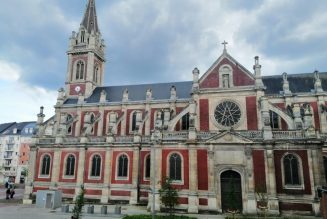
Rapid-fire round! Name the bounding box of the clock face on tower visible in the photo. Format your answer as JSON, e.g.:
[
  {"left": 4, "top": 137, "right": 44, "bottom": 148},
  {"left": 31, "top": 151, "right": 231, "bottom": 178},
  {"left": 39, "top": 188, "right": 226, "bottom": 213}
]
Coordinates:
[{"left": 74, "top": 86, "right": 81, "bottom": 93}]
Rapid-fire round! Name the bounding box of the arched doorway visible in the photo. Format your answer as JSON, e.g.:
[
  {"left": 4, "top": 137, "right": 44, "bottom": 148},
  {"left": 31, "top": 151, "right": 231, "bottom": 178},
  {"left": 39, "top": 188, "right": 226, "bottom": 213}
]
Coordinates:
[{"left": 221, "top": 170, "right": 242, "bottom": 212}]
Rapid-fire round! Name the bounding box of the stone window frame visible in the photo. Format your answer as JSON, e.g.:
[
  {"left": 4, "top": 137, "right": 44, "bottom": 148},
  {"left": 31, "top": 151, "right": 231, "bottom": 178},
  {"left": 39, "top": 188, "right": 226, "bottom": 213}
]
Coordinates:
[
  {"left": 219, "top": 64, "right": 234, "bottom": 89},
  {"left": 88, "top": 153, "right": 102, "bottom": 179},
  {"left": 74, "top": 60, "right": 86, "bottom": 81},
  {"left": 107, "top": 112, "right": 119, "bottom": 134},
  {"left": 63, "top": 153, "right": 76, "bottom": 179},
  {"left": 167, "top": 152, "right": 184, "bottom": 185},
  {"left": 115, "top": 153, "right": 130, "bottom": 180},
  {"left": 281, "top": 152, "right": 305, "bottom": 190},
  {"left": 39, "top": 153, "right": 52, "bottom": 178},
  {"left": 129, "top": 110, "right": 142, "bottom": 134},
  {"left": 143, "top": 153, "right": 151, "bottom": 181}
]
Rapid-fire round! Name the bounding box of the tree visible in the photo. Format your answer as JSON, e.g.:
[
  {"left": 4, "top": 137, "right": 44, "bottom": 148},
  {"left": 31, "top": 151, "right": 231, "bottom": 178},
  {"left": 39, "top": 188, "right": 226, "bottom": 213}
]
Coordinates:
[
  {"left": 72, "top": 185, "right": 85, "bottom": 219},
  {"left": 159, "top": 177, "right": 179, "bottom": 216}
]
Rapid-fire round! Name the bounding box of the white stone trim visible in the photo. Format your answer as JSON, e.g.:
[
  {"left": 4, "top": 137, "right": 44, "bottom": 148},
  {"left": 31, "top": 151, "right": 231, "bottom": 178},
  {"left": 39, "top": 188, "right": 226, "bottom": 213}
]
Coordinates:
[{"left": 280, "top": 152, "right": 305, "bottom": 190}]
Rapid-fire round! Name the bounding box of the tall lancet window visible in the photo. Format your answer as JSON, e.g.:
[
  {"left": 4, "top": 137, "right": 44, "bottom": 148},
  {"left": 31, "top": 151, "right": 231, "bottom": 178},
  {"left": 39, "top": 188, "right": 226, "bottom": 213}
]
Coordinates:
[
  {"left": 76, "top": 61, "right": 85, "bottom": 80},
  {"left": 283, "top": 154, "right": 300, "bottom": 185},
  {"left": 41, "top": 154, "right": 51, "bottom": 176},
  {"left": 169, "top": 153, "right": 182, "bottom": 181},
  {"left": 90, "top": 155, "right": 101, "bottom": 177},
  {"left": 93, "top": 66, "right": 99, "bottom": 83},
  {"left": 65, "top": 155, "right": 75, "bottom": 176}
]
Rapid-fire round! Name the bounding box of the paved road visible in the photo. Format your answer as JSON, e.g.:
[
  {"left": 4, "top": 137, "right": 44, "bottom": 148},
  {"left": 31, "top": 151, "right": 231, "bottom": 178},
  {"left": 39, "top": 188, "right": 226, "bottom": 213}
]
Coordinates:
[{"left": 0, "top": 188, "right": 24, "bottom": 200}]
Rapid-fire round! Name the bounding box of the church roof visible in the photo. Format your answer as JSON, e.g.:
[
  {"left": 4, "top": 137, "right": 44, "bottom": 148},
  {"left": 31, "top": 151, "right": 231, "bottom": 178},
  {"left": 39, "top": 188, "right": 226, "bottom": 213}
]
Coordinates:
[
  {"left": 263, "top": 72, "right": 327, "bottom": 95},
  {"left": 64, "top": 72, "right": 327, "bottom": 105},
  {"left": 81, "top": 0, "right": 99, "bottom": 34},
  {"left": 0, "top": 122, "right": 15, "bottom": 134}
]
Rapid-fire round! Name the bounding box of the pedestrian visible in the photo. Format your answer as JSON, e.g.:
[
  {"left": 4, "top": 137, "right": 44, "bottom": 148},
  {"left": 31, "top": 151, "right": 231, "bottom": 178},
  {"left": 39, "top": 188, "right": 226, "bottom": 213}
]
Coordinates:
[
  {"left": 6, "top": 188, "right": 10, "bottom": 200},
  {"left": 5, "top": 181, "right": 8, "bottom": 189},
  {"left": 10, "top": 188, "right": 15, "bottom": 199}
]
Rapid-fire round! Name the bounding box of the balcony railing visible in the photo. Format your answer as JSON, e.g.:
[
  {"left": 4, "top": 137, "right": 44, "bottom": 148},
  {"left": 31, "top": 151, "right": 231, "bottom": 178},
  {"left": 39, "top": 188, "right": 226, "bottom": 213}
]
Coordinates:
[
  {"left": 272, "top": 131, "right": 306, "bottom": 139},
  {"left": 39, "top": 138, "right": 56, "bottom": 144}
]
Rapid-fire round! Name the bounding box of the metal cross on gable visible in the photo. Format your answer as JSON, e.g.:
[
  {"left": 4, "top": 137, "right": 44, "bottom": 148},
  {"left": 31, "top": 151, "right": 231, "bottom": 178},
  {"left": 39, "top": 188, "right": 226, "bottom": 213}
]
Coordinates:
[{"left": 222, "top": 40, "right": 228, "bottom": 52}]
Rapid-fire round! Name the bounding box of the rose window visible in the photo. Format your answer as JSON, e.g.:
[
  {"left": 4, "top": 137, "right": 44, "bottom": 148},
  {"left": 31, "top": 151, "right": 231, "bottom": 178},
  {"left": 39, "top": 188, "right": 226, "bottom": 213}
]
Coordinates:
[{"left": 214, "top": 101, "right": 241, "bottom": 127}]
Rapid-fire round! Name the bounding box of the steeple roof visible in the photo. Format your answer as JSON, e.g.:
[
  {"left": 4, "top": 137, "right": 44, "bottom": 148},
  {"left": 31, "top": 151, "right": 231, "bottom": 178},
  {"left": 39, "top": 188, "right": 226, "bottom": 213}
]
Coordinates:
[{"left": 81, "top": 0, "right": 100, "bottom": 34}]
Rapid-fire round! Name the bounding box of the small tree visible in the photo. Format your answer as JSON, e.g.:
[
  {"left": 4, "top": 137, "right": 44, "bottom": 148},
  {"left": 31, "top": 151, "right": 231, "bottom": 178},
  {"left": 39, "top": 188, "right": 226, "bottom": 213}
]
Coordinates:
[
  {"left": 159, "top": 177, "right": 179, "bottom": 216},
  {"left": 72, "top": 185, "right": 85, "bottom": 219}
]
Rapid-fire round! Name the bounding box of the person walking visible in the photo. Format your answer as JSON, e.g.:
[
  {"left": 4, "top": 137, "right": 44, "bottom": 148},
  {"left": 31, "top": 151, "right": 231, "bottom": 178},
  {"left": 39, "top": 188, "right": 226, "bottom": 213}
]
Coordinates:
[
  {"left": 10, "top": 188, "right": 15, "bottom": 199},
  {"left": 6, "top": 188, "right": 10, "bottom": 200}
]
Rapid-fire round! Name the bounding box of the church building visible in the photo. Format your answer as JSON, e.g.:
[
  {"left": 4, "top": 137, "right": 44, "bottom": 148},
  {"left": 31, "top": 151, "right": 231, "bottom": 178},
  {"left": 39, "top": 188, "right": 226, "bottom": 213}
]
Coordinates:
[{"left": 24, "top": 0, "right": 327, "bottom": 215}]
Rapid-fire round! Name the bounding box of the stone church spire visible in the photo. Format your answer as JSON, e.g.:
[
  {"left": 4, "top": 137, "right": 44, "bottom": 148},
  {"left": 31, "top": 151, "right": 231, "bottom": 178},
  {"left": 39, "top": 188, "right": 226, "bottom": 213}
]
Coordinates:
[{"left": 81, "top": 0, "right": 100, "bottom": 34}]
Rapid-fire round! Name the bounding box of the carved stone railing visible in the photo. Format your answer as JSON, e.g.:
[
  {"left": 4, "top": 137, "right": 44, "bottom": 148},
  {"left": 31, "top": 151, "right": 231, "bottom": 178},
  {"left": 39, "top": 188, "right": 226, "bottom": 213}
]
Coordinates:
[
  {"left": 236, "top": 131, "right": 263, "bottom": 140},
  {"left": 142, "top": 136, "right": 151, "bottom": 143},
  {"left": 197, "top": 131, "right": 216, "bottom": 140},
  {"left": 272, "top": 131, "right": 306, "bottom": 139},
  {"left": 39, "top": 138, "right": 56, "bottom": 144},
  {"left": 89, "top": 137, "right": 106, "bottom": 143},
  {"left": 115, "top": 136, "right": 134, "bottom": 143},
  {"left": 63, "top": 137, "right": 79, "bottom": 143},
  {"left": 162, "top": 131, "right": 189, "bottom": 141}
]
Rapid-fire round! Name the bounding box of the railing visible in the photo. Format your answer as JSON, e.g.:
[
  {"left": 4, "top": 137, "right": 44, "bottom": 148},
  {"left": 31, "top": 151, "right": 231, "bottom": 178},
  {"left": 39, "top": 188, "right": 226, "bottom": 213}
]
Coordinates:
[
  {"left": 63, "top": 137, "right": 79, "bottom": 143},
  {"left": 4, "top": 146, "right": 14, "bottom": 151},
  {"left": 89, "top": 137, "right": 106, "bottom": 143},
  {"left": 141, "top": 136, "right": 151, "bottom": 143},
  {"left": 197, "top": 131, "right": 216, "bottom": 140},
  {"left": 272, "top": 131, "right": 306, "bottom": 139},
  {"left": 162, "top": 131, "right": 188, "bottom": 141},
  {"left": 115, "top": 136, "right": 134, "bottom": 143},
  {"left": 236, "top": 131, "right": 263, "bottom": 140},
  {"left": 39, "top": 138, "right": 56, "bottom": 144}
]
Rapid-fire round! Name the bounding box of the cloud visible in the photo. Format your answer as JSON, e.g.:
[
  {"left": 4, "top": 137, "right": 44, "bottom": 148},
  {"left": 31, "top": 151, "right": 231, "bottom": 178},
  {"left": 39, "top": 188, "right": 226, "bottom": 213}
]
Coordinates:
[{"left": 0, "top": 60, "right": 21, "bottom": 81}]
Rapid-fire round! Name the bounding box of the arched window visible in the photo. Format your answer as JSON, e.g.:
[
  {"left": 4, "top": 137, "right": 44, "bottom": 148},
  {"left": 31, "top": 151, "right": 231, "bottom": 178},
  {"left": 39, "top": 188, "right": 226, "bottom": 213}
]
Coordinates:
[
  {"left": 93, "top": 66, "right": 99, "bottom": 83},
  {"left": 41, "top": 154, "right": 51, "bottom": 175},
  {"left": 131, "top": 112, "right": 137, "bottom": 131},
  {"left": 81, "top": 30, "right": 85, "bottom": 43},
  {"left": 269, "top": 111, "right": 279, "bottom": 130},
  {"left": 181, "top": 113, "right": 190, "bottom": 130},
  {"left": 67, "top": 114, "right": 73, "bottom": 135},
  {"left": 65, "top": 155, "right": 75, "bottom": 176},
  {"left": 283, "top": 154, "right": 300, "bottom": 185},
  {"left": 118, "top": 154, "right": 128, "bottom": 177},
  {"left": 76, "top": 61, "right": 85, "bottom": 80},
  {"left": 169, "top": 153, "right": 182, "bottom": 181},
  {"left": 145, "top": 154, "right": 151, "bottom": 179},
  {"left": 324, "top": 156, "right": 327, "bottom": 184},
  {"left": 90, "top": 155, "right": 101, "bottom": 177}
]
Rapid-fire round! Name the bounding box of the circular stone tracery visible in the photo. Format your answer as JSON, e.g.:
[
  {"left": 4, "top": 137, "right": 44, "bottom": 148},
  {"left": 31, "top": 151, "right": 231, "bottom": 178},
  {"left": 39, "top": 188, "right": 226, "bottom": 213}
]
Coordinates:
[{"left": 214, "top": 101, "right": 241, "bottom": 127}]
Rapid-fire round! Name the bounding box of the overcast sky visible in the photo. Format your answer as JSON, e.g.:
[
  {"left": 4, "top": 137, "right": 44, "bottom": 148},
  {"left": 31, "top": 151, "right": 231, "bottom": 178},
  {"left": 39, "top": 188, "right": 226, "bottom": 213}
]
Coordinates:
[{"left": 1, "top": 0, "right": 327, "bottom": 123}]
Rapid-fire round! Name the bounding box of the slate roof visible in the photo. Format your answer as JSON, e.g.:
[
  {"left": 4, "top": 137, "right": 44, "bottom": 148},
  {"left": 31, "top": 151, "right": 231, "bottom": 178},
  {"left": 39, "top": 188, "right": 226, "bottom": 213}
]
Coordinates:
[
  {"left": 64, "top": 81, "right": 193, "bottom": 104},
  {"left": 1, "top": 122, "right": 36, "bottom": 136},
  {"left": 63, "top": 72, "right": 327, "bottom": 105},
  {"left": 262, "top": 72, "right": 327, "bottom": 95},
  {"left": 81, "top": 0, "right": 99, "bottom": 34},
  {"left": 0, "top": 123, "right": 15, "bottom": 134}
]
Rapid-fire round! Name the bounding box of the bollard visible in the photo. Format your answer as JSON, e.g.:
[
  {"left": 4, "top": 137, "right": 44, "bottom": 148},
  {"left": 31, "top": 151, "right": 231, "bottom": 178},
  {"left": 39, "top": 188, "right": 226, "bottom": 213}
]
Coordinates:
[
  {"left": 101, "top": 205, "right": 107, "bottom": 215},
  {"left": 61, "top": 204, "right": 69, "bottom": 213},
  {"left": 87, "top": 205, "right": 94, "bottom": 214},
  {"left": 114, "top": 205, "right": 121, "bottom": 214}
]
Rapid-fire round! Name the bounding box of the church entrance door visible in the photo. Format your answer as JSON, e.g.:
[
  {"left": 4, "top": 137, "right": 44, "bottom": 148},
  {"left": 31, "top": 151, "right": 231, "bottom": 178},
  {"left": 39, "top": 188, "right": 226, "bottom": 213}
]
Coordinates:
[{"left": 221, "top": 170, "right": 242, "bottom": 213}]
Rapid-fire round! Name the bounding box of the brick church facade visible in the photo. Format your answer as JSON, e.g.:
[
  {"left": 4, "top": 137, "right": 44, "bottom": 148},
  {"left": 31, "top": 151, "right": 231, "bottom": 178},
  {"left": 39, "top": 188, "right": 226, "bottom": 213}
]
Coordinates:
[{"left": 24, "top": 0, "right": 327, "bottom": 215}]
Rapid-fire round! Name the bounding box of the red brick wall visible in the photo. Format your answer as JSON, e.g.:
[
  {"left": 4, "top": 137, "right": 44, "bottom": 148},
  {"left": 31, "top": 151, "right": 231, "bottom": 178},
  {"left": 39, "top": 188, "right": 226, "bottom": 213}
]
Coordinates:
[
  {"left": 111, "top": 151, "right": 134, "bottom": 184},
  {"left": 85, "top": 189, "right": 102, "bottom": 196},
  {"left": 140, "top": 151, "right": 151, "bottom": 185},
  {"left": 274, "top": 150, "right": 312, "bottom": 195},
  {"left": 246, "top": 96, "right": 258, "bottom": 130},
  {"left": 199, "top": 99, "right": 209, "bottom": 131},
  {"left": 252, "top": 150, "right": 266, "bottom": 192},
  {"left": 162, "top": 149, "right": 189, "bottom": 190},
  {"left": 279, "top": 202, "right": 312, "bottom": 212},
  {"left": 34, "top": 151, "right": 54, "bottom": 182},
  {"left": 19, "top": 143, "right": 30, "bottom": 165},
  {"left": 197, "top": 149, "right": 208, "bottom": 190},
  {"left": 310, "top": 102, "right": 320, "bottom": 130},
  {"left": 199, "top": 58, "right": 254, "bottom": 89},
  {"left": 58, "top": 188, "right": 75, "bottom": 195},
  {"left": 178, "top": 197, "right": 188, "bottom": 204},
  {"left": 59, "top": 151, "right": 79, "bottom": 183},
  {"left": 199, "top": 198, "right": 208, "bottom": 206},
  {"left": 69, "top": 84, "right": 86, "bottom": 96},
  {"left": 321, "top": 193, "right": 327, "bottom": 219},
  {"left": 84, "top": 150, "right": 106, "bottom": 183},
  {"left": 111, "top": 190, "right": 131, "bottom": 196}
]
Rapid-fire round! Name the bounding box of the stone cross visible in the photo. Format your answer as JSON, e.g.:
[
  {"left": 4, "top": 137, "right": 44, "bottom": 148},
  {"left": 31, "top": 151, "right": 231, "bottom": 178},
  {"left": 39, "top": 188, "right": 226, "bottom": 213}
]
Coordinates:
[{"left": 222, "top": 40, "right": 228, "bottom": 52}]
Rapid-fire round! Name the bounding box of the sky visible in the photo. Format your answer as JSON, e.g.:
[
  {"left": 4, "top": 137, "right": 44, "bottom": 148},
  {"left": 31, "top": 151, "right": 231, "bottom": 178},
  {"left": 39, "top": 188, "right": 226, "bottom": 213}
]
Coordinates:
[{"left": 1, "top": 0, "right": 327, "bottom": 123}]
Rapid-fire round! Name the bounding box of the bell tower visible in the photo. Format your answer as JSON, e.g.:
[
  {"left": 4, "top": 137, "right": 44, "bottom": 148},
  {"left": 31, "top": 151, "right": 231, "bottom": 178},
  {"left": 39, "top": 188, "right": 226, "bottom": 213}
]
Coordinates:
[{"left": 65, "top": 0, "right": 105, "bottom": 97}]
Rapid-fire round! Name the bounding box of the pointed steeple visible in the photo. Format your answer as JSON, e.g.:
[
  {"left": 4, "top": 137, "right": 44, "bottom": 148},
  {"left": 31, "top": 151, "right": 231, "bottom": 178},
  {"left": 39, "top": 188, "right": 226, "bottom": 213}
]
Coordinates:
[{"left": 81, "top": 0, "right": 100, "bottom": 34}]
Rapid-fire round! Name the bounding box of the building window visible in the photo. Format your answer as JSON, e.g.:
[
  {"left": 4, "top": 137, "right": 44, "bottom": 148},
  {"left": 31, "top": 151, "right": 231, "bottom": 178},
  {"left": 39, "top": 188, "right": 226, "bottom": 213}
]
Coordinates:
[
  {"left": 169, "top": 153, "right": 182, "bottom": 181},
  {"left": 41, "top": 154, "right": 51, "bottom": 176},
  {"left": 145, "top": 154, "right": 151, "bottom": 179},
  {"left": 131, "top": 112, "right": 137, "bottom": 132},
  {"left": 90, "top": 155, "right": 101, "bottom": 177},
  {"left": 81, "top": 30, "right": 85, "bottom": 43},
  {"left": 118, "top": 154, "right": 128, "bottom": 178},
  {"left": 181, "top": 113, "right": 189, "bottom": 130},
  {"left": 76, "top": 61, "right": 85, "bottom": 80},
  {"left": 93, "top": 66, "right": 99, "bottom": 83},
  {"left": 65, "top": 155, "right": 75, "bottom": 176},
  {"left": 324, "top": 156, "right": 327, "bottom": 184},
  {"left": 67, "top": 114, "right": 73, "bottom": 135},
  {"left": 283, "top": 154, "right": 300, "bottom": 185},
  {"left": 270, "top": 111, "right": 279, "bottom": 129}
]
